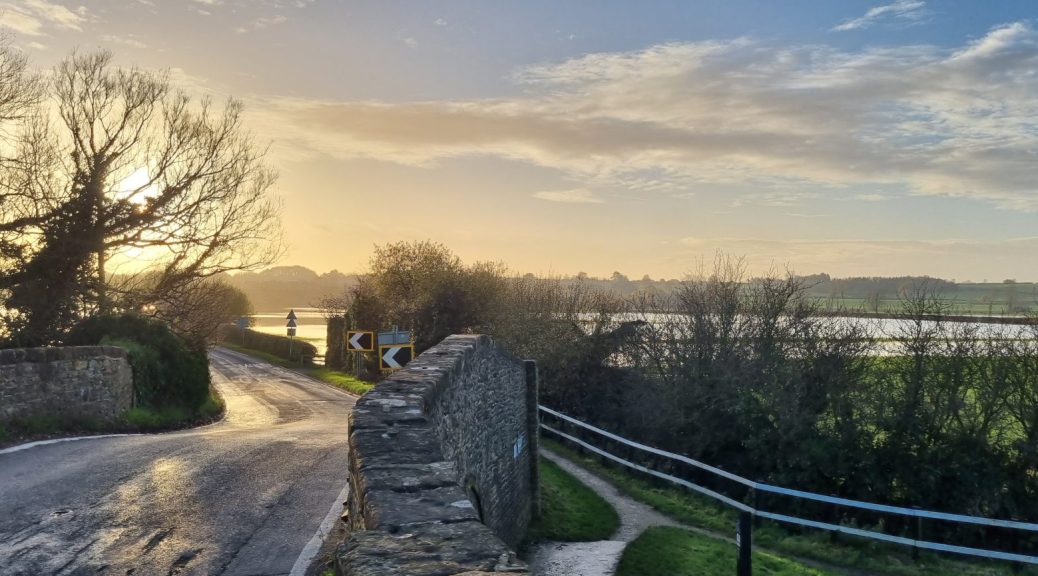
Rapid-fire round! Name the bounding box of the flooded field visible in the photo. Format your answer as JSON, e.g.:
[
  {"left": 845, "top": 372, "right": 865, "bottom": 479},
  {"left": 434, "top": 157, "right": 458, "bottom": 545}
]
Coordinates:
[
  {"left": 247, "top": 309, "right": 1034, "bottom": 366},
  {"left": 249, "top": 308, "right": 328, "bottom": 359}
]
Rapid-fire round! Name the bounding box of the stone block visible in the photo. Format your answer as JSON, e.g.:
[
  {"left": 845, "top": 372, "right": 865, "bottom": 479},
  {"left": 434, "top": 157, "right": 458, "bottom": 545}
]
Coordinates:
[{"left": 336, "top": 522, "right": 526, "bottom": 576}]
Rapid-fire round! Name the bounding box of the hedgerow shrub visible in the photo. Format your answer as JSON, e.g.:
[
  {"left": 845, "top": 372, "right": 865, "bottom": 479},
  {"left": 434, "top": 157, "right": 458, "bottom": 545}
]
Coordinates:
[
  {"left": 65, "top": 314, "right": 211, "bottom": 410},
  {"left": 218, "top": 325, "right": 317, "bottom": 362}
]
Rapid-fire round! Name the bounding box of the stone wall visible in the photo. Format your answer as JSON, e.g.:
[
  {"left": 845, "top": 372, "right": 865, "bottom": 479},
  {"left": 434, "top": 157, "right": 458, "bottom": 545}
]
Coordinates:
[
  {"left": 0, "top": 346, "right": 134, "bottom": 424},
  {"left": 338, "top": 335, "right": 537, "bottom": 576}
]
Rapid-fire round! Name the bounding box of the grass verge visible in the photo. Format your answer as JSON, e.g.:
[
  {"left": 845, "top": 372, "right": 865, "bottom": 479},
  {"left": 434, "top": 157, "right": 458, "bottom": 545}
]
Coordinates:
[
  {"left": 525, "top": 456, "right": 620, "bottom": 544},
  {"left": 218, "top": 342, "right": 375, "bottom": 396},
  {"left": 0, "top": 390, "right": 224, "bottom": 448},
  {"left": 120, "top": 393, "right": 224, "bottom": 430},
  {"left": 617, "top": 526, "right": 834, "bottom": 576},
  {"left": 542, "top": 438, "right": 1035, "bottom": 576}
]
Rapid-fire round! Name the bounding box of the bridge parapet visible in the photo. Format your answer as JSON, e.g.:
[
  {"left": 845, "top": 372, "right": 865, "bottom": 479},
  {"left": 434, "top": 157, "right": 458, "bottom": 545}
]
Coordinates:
[{"left": 338, "top": 334, "right": 535, "bottom": 576}]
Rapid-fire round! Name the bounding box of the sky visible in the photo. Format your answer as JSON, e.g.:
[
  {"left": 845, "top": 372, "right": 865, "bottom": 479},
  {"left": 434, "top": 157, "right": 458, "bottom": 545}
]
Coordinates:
[{"left": 2, "top": 0, "right": 1038, "bottom": 281}]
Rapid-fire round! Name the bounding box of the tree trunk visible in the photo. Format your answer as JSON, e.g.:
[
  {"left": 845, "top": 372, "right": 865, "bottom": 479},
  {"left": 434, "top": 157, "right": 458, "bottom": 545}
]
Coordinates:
[{"left": 96, "top": 241, "right": 109, "bottom": 314}]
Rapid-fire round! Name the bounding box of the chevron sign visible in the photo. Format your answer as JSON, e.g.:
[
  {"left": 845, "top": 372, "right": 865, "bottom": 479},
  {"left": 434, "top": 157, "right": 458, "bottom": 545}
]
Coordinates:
[{"left": 379, "top": 344, "right": 414, "bottom": 371}]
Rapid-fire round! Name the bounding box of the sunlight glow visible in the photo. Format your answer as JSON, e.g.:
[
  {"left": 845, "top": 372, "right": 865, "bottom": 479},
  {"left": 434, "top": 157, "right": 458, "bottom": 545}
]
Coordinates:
[{"left": 115, "top": 167, "right": 158, "bottom": 205}]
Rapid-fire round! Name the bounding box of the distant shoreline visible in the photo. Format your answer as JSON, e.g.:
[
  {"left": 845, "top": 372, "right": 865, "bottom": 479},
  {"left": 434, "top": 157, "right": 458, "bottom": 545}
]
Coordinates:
[{"left": 823, "top": 311, "right": 1035, "bottom": 325}]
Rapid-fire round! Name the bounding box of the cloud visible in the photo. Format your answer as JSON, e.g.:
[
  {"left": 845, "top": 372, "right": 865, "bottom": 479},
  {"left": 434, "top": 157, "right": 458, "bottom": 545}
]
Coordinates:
[
  {"left": 248, "top": 23, "right": 1038, "bottom": 210},
  {"left": 832, "top": 0, "right": 929, "bottom": 32},
  {"left": 101, "top": 34, "right": 147, "bottom": 49},
  {"left": 532, "top": 189, "right": 603, "bottom": 204},
  {"left": 235, "top": 14, "right": 286, "bottom": 33},
  {"left": 0, "top": 0, "right": 87, "bottom": 36}
]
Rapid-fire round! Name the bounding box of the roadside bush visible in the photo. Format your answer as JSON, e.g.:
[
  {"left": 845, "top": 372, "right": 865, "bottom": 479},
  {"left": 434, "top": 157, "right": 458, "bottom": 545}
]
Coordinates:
[
  {"left": 103, "top": 337, "right": 163, "bottom": 407},
  {"left": 65, "top": 313, "right": 211, "bottom": 410}
]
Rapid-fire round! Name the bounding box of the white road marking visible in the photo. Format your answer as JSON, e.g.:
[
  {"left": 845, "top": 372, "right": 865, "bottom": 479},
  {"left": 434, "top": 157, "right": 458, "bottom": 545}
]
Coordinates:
[
  {"left": 289, "top": 481, "right": 351, "bottom": 576},
  {"left": 0, "top": 434, "right": 141, "bottom": 456}
]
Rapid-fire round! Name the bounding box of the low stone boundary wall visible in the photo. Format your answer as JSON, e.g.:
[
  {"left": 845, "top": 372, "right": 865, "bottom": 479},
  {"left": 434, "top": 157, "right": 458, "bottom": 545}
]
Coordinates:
[
  {"left": 337, "top": 335, "right": 538, "bottom": 576},
  {"left": 0, "top": 346, "right": 133, "bottom": 424}
]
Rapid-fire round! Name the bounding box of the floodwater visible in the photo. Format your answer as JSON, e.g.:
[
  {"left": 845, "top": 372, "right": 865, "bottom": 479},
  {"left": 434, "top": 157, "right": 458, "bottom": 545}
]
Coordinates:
[
  {"left": 247, "top": 310, "right": 1034, "bottom": 365},
  {"left": 250, "top": 308, "right": 328, "bottom": 359}
]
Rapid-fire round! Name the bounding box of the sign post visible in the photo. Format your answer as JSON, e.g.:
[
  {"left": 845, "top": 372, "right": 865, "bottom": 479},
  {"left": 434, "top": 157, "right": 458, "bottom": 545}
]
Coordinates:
[
  {"left": 286, "top": 309, "right": 298, "bottom": 360},
  {"left": 736, "top": 511, "right": 752, "bottom": 576},
  {"left": 235, "top": 317, "right": 249, "bottom": 346}
]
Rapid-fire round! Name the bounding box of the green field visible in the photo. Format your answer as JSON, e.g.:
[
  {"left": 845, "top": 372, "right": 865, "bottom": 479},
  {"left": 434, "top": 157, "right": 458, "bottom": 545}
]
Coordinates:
[
  {"left": 616, "top": 526, "right": 833, "bottom": 576},
  {"left": 807, "top": 281, "right": 1038, "bottom": 316},
  {"left": 543, "top": 439, "right": 1035, "bottom": 576}
]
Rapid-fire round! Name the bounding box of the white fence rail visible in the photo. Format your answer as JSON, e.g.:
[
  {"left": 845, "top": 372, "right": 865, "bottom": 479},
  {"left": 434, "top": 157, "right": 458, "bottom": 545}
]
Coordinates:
[{"left": 538, "top": 405, "right": 1038, "bottom": 566}]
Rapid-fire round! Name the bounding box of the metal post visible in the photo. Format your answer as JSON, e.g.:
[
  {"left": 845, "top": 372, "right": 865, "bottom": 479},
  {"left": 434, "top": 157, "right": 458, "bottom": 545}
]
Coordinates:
[
  {"left": 524, "top": 360, "right": 541, "bottom": 518},
  {"left": 751, "top": 488, "right": 761, "bottom": 527},
  {"left": 1011, "top": 525, "right": 1022, "bottom": 573},
  {"left": 912, "top": 507, "right": 921, "bottom": 560},
  {"left": 737, "top": 511, "right": 752, "bottom": 576}
]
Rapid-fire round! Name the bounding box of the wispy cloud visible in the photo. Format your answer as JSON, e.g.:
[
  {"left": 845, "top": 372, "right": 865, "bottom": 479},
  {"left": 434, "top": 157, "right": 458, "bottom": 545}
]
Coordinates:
[
  {"left": 248, "top": 22, "right": 1038, "bottom": 210},
  {"left": 101, "top": 34, "right": 147, "bottom": 49},
  {"left": 0, "top": 0, "right": 88, "bottom": 36},
  {"left": 832, "top": 0, "right": 929, "bottom": 32},
  {"left": 235, "top": 14, "right": 286, "bottom": 33},
  {"left": 532, "top": 189, "right": 603, "bottom": 204}
]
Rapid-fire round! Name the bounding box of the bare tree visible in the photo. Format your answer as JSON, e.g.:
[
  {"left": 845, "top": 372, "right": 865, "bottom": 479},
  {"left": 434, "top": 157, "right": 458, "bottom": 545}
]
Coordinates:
[
  {"left": 0, "top": 36, "right": 44, "bottom": 255},
  {"left": 0, "top": 49, "right": 281, "bottom": 344},
  {"left": 147, "top": 277, "right": 253, "bottom": 345},
  {"left": 0, "top": 36, "right": 41, "bottom": 124}
]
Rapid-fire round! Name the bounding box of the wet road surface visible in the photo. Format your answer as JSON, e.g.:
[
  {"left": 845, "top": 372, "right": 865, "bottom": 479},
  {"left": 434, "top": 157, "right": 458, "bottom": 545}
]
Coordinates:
[{"left": 0, "top": 347, "right": 355, "bottom": 576}]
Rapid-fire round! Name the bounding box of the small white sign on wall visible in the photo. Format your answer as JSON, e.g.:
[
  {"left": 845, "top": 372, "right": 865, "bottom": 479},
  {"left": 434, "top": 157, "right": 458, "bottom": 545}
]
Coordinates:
[{"left": 513, "top": 432, "right": 526, "bottom": 461}]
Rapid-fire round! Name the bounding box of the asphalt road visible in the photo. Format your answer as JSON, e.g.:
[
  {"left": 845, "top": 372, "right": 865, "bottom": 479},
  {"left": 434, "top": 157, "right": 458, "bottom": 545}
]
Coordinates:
[{"left": 0, "top": 347, "right": 355, "bottom": 576}]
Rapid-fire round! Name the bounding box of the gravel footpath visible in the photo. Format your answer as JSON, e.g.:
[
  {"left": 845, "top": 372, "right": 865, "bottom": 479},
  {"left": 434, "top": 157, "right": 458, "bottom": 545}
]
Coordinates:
[{"left": 527, "top": 448, "right": 682, "bottom": 576}]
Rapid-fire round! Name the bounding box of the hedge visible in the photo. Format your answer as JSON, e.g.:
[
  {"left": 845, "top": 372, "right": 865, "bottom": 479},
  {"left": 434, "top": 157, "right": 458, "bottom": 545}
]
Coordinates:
[
  {"left": 219, "top": 325, "right": 317, "bottom": 363},
  {"left": 65, "top": 314, "right": 211, "bottom": 411}
]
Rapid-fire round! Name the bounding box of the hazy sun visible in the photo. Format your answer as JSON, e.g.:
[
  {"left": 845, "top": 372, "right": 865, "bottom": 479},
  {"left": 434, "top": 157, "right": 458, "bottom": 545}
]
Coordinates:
[{"left": 116, "top": 167, "right": 158, "bottom": 205}]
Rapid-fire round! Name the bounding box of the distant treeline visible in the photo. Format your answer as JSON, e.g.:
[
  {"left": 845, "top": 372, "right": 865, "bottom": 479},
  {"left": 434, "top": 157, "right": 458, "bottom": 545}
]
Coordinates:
[
  {"left": 224, "top": 265, "right": 1036, "bottom": 315},
  {"left": 220, "top": 266, "right": 358, "bottom": 312}
]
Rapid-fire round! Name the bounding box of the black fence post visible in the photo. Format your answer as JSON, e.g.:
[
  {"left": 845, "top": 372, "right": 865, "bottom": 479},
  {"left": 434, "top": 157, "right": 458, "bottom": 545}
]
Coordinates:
[
  {"left": 1010, "top": 524, "right": 1022, "bottom": 573},
  {"left": 751, "top": 488, "right": 761, "bottom": 528},
  {"left": 737, "top": 511, "right": 752, "bottom": 576},
  {"left": 912, "top": 507, "right": 922, "bottom": 560},
  {"left": 524, "top": 360, "right": 541, "bottom": 519}
]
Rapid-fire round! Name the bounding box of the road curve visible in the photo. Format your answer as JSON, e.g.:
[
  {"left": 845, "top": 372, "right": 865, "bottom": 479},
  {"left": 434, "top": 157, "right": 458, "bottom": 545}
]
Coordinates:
[{"left": 0, "top": 347, "right": 355, "bottom": 576}]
